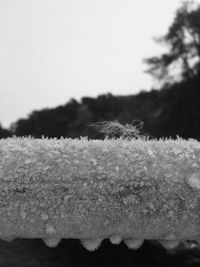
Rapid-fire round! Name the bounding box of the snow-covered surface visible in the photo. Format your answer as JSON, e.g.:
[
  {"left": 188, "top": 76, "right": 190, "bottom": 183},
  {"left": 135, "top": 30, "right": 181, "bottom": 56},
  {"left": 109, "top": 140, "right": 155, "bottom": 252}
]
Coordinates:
[{"left": 0, "top": 136, "right": 200, "bottom": 250}]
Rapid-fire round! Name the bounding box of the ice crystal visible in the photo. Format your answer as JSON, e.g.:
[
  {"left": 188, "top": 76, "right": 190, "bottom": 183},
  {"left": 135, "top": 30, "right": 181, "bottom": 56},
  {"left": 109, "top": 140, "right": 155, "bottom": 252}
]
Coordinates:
[
  {"left": 187, "top": 173, "right": 200, "bottom": 190},
  {"left": 45, "top": 223, "right": 57, "bottom": 236}
]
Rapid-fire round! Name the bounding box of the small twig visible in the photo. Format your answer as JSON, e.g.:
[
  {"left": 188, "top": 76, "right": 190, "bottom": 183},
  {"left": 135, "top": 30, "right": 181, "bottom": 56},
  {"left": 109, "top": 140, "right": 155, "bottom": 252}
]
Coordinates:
[{"left": 88, "top": 119, "right": 148, "bottom": 140}]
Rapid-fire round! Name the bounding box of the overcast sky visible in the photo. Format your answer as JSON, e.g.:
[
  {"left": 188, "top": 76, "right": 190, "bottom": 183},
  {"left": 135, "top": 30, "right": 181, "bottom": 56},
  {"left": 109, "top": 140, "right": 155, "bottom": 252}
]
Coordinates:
[{"left": 1, "top": 0, "right": 199, "bottom": 129}]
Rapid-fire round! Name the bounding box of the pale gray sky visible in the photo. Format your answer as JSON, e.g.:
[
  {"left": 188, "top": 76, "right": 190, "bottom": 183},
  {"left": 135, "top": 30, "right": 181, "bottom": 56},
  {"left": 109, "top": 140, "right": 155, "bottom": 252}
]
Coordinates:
[{"left": 0, "top": 0, "right": 198, "bottom": 128}]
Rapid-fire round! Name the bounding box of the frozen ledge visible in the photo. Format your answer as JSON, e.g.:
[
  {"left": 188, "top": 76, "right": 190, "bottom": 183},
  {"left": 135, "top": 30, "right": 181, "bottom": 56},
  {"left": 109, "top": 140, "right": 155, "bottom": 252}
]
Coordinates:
[{"left": 0, "top": 136, "right": 200, "bottom": 251}]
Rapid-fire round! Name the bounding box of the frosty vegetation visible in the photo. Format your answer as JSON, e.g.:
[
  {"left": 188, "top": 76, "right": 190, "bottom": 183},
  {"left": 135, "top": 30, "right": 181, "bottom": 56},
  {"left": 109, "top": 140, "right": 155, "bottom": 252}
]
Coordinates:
[{"left": 88, "top": 120, "right": 152, "bottom": 140}]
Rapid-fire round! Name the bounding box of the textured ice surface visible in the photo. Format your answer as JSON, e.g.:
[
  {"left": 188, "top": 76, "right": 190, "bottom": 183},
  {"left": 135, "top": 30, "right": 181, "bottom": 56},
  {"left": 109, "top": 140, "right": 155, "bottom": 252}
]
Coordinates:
[
  {"left": 187, "top": 173, "right": 200, "bottom": 190},
  {"left": 0, "top": 136, "right": 200, "bottom": 252}
]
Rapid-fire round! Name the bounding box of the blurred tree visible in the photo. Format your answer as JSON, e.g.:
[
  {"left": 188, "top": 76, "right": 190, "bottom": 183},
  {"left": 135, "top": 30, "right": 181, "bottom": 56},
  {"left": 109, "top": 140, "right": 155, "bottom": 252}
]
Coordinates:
[
  {"left": 0, "top": 123, "right": 11, "bottom": 138},
  {"left": 144, "top": 1, "right": 200, "bottom": 86},
  {"left": 10, "top": 99, "right": 80, "bottom": 138}
]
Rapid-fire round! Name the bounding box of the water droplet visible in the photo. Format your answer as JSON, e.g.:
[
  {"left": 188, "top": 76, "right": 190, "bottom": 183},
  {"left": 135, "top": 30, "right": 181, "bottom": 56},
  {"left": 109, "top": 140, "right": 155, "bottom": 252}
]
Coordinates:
[
  {"left": 124, "top": 238, "right": 144, "bottom": 250},
  {"left": 81, "top": 238, "right": 103, "bottom": 251},
  {"left": 159, "top": 240, "right": 179, "bottom": 250},
  {"left": 43, "top": 238, "right": 61, "bottom": 247},
  {"left": 109, "top": 235, "right": 122, "bottom": 245}
]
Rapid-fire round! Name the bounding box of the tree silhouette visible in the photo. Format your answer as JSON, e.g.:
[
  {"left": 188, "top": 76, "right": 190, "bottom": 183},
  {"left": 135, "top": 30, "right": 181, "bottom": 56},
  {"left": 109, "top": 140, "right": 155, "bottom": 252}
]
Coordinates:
[
  {"left": 0, "top": 123, "right": 11, "bottom": 138},
  {"left": 144, "top": 1, "right": 200, "bottom": 86}
]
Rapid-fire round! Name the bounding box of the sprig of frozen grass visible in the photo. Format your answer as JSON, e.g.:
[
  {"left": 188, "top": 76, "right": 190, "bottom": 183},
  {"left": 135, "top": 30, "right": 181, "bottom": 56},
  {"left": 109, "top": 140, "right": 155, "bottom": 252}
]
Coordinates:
[{"left": 89, "top": 119, "right": 151, "bottom": 140}]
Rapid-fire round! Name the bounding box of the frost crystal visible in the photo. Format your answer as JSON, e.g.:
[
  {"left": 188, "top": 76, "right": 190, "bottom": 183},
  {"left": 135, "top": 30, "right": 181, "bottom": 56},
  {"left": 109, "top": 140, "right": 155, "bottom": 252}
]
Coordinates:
[
  {"left": 187, "top": 173, "right": 200, "bottom": 190},
  {"left": 45, "top": 223, "right": 57, "bottom": 235},
  {"left": 109, "top": 235, "right": 122, "bottom": 244},
  {"left": 124, "top": 239, "right": 144, "bottom": 250},
  {"left": 159, "top": 240, "right": 179, "bottom": 250},
  {"left": 81, "top": 238, "right": 103, "bottom": 251},
  {"left": 20, "top": 209, "right": 26, "bottom": 220}
]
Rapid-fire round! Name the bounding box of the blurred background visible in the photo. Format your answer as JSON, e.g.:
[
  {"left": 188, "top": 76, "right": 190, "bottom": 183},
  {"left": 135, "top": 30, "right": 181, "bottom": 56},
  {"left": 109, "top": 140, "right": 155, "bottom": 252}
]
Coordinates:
[
  {"left": 1, "top": 0, "right": 200, "bottom": 266},
  {"left": 1, "top": 0, "right": 200, "bottom": 141}
]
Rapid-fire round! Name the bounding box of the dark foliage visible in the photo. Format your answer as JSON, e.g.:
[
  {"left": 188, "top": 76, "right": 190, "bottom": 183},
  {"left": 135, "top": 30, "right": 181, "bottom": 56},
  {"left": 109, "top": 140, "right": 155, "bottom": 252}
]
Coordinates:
[
  {"left": 1, "top": 73, "right": 198, "bottom": 141},
  {"left": 0, "top": 124, "right": 12, "bottom": 139},
  {"left": 144, "top": 1, "right": 200, "bottom": 86}
]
